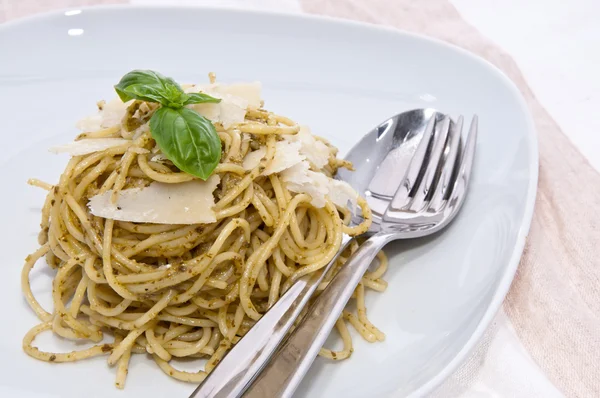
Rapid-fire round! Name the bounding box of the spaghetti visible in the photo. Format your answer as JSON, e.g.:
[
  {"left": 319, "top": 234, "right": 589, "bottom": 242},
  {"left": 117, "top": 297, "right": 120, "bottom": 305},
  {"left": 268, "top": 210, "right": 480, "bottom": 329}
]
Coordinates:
[{"left": 21, "top": 76, "right": 388, "bottom": 388}]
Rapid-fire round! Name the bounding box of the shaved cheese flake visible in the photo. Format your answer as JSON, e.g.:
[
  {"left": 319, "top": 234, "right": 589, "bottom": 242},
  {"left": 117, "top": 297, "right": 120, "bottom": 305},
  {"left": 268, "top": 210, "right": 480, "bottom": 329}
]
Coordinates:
[
  {"left": 215, "top": 82, "right": 262, "bottom": 109},
  {"left": 218, "top": 99, "right": 248, "bottom": 129},
  {"left": 49, "top": 138, "right": 130, "bottom": 156},
  {"left": 264, "top": 141, "right": 305, "bottom": 174},
  {"left": 281, "top": 161, "right": 313, "bottom": 184},
  {"left": 190, "top": 102, "right": 221, "bottom": 123},
  {"left": 188, "top": 94, "right": 246, "bottom": 129},
  {"left": 281, "top": 161, "right": 359, "bottom": 210},
  {"left": 76, "top": 97, "right": 130, "bottom": 132},
  {"left": 186, "top": 82, "right": 262, "bottom": 109},
  {"left": 101, "top": 98, "right": 130, "bottom": 128},
  {"left": 185, "top": 82, "right": 262, "bottom": 128},
  {"left": 76, "top": 114, "right": 102, "bottom": 132},
  {"left": 284, "top": 126, "right": 330, "bottom": 168},
  {"left": 281, "top": 162, "right": 329, "bottom": 208},
  {"left": 242, "top": 147, "right": 266, "bottom": 170},
  {"left": 242, "top": 141, "right": 305, "bottom": 175},
  {"left": 328, "top": 179, "right": 358, "bottom": 212},
  {"left": 88, "top": 175, "right": 220, "bottom": 224},
  {"left": 150, "top": 153, "right": 170, "bottom": 163}
]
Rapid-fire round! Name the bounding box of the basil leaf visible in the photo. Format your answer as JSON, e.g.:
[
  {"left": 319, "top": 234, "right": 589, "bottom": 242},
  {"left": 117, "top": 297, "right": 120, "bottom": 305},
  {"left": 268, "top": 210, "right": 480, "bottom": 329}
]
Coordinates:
[
  {"left": 182, "top": 92, "right": 222, "bottom": 106},
  {"left": 115, "top": 70, "right": 186, "bottom": 107},
  {"left": 149, "top": 107, "right": 221, "bottom": 180}
]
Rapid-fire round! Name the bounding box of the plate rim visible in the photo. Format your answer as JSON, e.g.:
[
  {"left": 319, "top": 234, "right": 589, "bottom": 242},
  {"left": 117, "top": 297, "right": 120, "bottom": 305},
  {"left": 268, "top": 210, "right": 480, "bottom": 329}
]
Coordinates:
[{"left": 0, "top": 5, "right": 539, "bottom": 397}]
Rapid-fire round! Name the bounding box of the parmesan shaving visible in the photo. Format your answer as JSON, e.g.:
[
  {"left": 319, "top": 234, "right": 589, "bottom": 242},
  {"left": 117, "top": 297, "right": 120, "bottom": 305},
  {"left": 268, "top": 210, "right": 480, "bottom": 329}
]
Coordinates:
[
  {"left": 215, "top": 82, "right": 262, "bottom": 109},
  {"left": 281, "top": 162, "right": 329, "bottom": 208},
  {"left": 241, "top": 125, "right": 356, "bottom": 210},
  {"left": 285, "top": 126, "right": 330, "bottom": 168},
  {"left": 281, "top": 161, "right": 358, "bottom": 210},
  {"left": 88, "top": 176, "right": 220, "bottom": 224},
  {"left": 150, "top": 153, "right": 169, "bottom": 163},
  {"left": 189, "top": 103, "right": 220, "bottom": 122},
  {"left": 264, "top": 141, "right": 305, "bottom": 174},
  {"left": 242, "top": 148, "right": 265, "bottom": 171},
  {"left": 188, "top": 96, "right": 244, "bottom": 129},
  {"left": 217, "top": 98, "right": 248, "bottom": 129},
  {"left": 242, "top": 141, "right": 305, "bottom": 175},
  {"left": 185, "top": 82, "right": 262, "bottom": 129},
  {"left": 75, "top": 114, "right": 102, "bottom": 133},
  {"left": 76, "top": 98, "right": 130, "bottom": 132},
  {"left": 189, "top": 82, "right": 262, "bottom": 109},
  {"left": 327, "top": 179, "right": 359, "bottom": 212},
  {"left": 49, "top": 138, "right": 130, "bottom": 156}
]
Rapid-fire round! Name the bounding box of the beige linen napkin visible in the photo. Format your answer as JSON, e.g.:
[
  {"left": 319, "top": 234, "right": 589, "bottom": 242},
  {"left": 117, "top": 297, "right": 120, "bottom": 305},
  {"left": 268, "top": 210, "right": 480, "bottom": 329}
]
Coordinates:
[{"left": 3, "top": 0, "right": 599, "bottom": 396}]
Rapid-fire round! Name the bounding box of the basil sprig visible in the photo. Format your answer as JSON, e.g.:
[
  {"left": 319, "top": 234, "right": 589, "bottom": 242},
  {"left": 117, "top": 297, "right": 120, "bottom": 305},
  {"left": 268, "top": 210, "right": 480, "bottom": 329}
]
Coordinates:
[
  {"left": 115, "top": 70, "right": 222, "bottom": 180},
  {"left": 149, "top": 107, "right": 221, "bottom": 179}
]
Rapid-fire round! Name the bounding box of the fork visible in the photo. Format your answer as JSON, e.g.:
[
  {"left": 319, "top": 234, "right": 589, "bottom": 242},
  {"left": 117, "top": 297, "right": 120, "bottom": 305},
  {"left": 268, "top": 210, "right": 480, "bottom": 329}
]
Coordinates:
[{"left": 242, "top": 114, "right": 478, "bottom": 397}]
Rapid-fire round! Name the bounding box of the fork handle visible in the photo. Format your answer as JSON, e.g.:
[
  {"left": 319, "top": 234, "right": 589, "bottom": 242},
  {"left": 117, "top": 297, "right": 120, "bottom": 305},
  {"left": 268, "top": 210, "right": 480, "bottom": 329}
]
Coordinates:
[
  {"left": 189, "top": 235, "right": 352, "bottom": 398},
  {"left": 243, "top": 232, "right": 394, "bottom": 398}
]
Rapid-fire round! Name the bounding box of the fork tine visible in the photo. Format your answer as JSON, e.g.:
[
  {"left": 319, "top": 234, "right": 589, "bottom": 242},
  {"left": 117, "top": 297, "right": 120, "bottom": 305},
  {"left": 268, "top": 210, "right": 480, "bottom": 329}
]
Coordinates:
[
  {"left": 428, "top": 115, "right": 463, "bottom": 212},
  {"left": 388, "top": 114, "right": 436, "bottom": 210},
  {"left": 439, "top": 115, "right": 477, "bottom": 214},
  {"left": 407, "top": 116, "right": 451, "bottom": 212}
]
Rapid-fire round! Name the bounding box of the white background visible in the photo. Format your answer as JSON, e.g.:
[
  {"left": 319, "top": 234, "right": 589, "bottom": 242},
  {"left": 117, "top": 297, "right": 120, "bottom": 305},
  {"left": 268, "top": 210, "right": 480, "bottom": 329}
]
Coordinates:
[{"left": 452, "top": 0, "right": 600, "bottom": 171}]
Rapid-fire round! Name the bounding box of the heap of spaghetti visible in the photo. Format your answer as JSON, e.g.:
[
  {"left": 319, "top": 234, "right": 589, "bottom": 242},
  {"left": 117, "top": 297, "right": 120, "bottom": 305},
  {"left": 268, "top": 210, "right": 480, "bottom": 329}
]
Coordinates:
[{"left": 21, "top": 74, "right": 388, "bottom": 389}]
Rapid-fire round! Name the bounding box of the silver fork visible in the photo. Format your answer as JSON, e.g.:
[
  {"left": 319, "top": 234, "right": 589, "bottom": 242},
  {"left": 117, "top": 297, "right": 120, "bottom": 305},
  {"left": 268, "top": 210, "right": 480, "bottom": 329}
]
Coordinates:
[{"left": 243, "top": 114, "right": 478, "bottom": 398}]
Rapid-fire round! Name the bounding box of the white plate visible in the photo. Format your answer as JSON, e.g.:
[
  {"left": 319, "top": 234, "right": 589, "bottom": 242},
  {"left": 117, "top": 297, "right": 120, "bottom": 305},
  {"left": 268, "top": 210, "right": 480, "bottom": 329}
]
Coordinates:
[{"left": 0, "top": 6, "right": 537, "bottom": 398}]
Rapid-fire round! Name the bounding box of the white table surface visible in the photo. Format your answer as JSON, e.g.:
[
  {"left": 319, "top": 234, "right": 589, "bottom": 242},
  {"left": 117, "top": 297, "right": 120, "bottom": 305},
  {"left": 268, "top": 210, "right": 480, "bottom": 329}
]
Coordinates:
[{"left": 452, "top": 0, "right": 600, "bottom": 172}]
